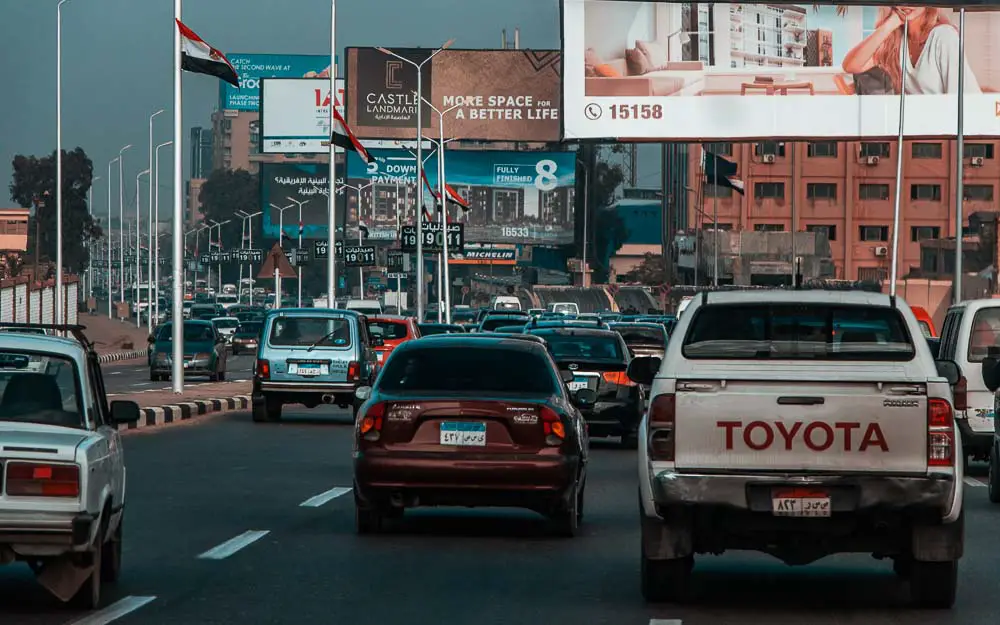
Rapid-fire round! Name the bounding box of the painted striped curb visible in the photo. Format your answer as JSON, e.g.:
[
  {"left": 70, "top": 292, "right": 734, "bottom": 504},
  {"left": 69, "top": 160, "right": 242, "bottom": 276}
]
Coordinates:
[
  {"left": 98, "top": 349, "right": 149, "bottom": 363},
  {"left": 125, "top": 395, "right": 250, "bottom": 430}
]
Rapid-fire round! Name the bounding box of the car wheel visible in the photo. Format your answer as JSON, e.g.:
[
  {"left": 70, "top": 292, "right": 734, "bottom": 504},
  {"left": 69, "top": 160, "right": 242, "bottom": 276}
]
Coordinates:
[
  {"left": 909, "top": 560, "right": 957, "bottom": 609},
  {"left": 641, "top": 548, "right": 693, "bottom": 603},
  {"left": 621, "top": 431, "right": 639, "bottom": 450},
  {"left": 989, "top": 444, "right": 1000, "bottom": 504},
  {"left": 218, "top": 369, "right": 226, "bottom": 382},
  {"left": 355, "top": 504, "right": 383, "bottom": 534},
  {"left": 149, "top": 372, "right": 158, "bottom": 382},
  {"left": 70, "top": 521, "right": 104, "bottom": 609},
  {"left": 550, "top": 483, "right": 580, "bottom": 537},
  {"left": 101, "top": 515, "right": 122, "bottom": 584}
]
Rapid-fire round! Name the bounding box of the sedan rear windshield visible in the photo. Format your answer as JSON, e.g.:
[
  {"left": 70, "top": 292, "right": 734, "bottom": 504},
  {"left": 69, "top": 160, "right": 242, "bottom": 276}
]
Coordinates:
[
  {"left": 481, "top": 316, "right": 527, "bottom": 332},
  {"left": 236, "top": 322, "right": 262, "bottom": 336},
  {"left": 269, "top": 316, "right": 352, "bottom": 348},
  {"left": 378, "top": 346, "right": 555, "bottom": 394},
  {"left": 157, "top": 323, "right": 216, "bottom": 342},
  {"left": 682, "top": 304, "right": 915, "bottom": 360},
  {"left": 532, "top": 332, "right": 624, "bottom": 361},
  {"left": 368, "top": 321, "right": 409, "bottom": 340},
  {"left": 613, "top": 326, "right": 666, "bottom": 346}
]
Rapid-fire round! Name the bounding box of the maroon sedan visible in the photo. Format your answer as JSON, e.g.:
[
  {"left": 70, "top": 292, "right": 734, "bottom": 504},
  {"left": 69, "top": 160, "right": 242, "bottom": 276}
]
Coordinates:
[{"left": 352, "top": 333, "right": 594, "bottom": 536}]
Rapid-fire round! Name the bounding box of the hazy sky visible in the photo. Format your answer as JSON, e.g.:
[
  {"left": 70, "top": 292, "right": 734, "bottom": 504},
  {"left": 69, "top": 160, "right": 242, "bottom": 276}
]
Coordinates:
[{"left": 1, "top": 0, "right": 659, "bottom": 219}]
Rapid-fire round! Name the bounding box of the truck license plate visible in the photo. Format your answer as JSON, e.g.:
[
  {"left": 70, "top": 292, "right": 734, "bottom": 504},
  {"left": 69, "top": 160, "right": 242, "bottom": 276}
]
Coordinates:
[{"left": 771, "top": 488, "right": 830, "bottom": 517}]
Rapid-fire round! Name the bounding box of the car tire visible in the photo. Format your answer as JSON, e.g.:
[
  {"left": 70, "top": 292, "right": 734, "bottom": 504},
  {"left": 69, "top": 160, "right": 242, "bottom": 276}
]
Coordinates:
[
  {"left": 989, "top": 444, "right": 1000, "bottom": 504},
  {"left": 101, "top": 515, "right": 122, "bottom": 584},
  {"left": 355, "top": 504, "right": 383, "bottom": 534},
  {"left": 550, "top": 482, "right": 580, "bottom": 537},
  {"left": 909, "top": 560, "right": 958, "bottom": 609},
  {"left": 641, "top": 548, "right": 693, "bottom": 604},
  {"left": 149, "top": 373, "right": 158, "bottom": 382},
  {"left": 218, "top": 369, "right": 226, "bottom": 382},
  {"left": 621, "top": 431, "right": 640, "bottom": 450},
  {"left": 70, "top": 521, "right": 104, "bottom": 609}
]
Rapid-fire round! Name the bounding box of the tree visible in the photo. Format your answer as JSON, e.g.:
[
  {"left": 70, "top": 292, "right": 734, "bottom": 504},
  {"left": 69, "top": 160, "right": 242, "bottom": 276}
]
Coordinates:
[
  {"left": 198, "top": 168, "right": 260, "bottom": 284},
  {"left": 623, "top": 252, "right": 667, "bottom": 285},
  {"left": 9, "top": 148, "right": 102, "bottom": 274},
  {"left": 586, "top": 157, "right": 628, "bottom": 283}
]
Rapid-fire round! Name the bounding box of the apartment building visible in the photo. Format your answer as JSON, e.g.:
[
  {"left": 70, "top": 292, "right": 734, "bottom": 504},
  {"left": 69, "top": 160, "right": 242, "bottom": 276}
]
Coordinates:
[
  {"left": 728, "top": 4, "right": 807, "bottom": 68},
  {"left": 687, "top": 139, "right": 1000, "bottom": 282}
]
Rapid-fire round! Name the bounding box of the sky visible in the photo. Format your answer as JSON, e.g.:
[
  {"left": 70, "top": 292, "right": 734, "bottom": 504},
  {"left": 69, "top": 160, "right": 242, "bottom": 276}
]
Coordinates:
[{"left": 1, "top": 0, "right": 669, "bottom": 220}]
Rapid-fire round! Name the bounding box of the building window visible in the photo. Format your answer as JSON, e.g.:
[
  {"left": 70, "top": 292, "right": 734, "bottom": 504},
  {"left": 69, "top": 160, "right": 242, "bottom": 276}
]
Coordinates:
[
  {"left": 859, "top": 142, "right": 890, "bottom": 158},
  {"left": 703, "top": 184, "right": 732, "bottom": 198},
  {"left": 806, "top": 224, "right": 837, "bottom": 241},
  {"left": 859, "top": 183, "right": 890, "bottom": 200},
  {"left": 859, "top": 225, "right": 889, "bottom": 242},
  {"left": 703, "top": 142, "right": 733, "bottom": 156},
  {"left": 754, "top": 181, "right": 785, "bottom": 199},
  {"left": 806, "top": 183, "right": 837, "bottom": 200},
  {"left": 964, "top": 184, "right": 994, "bottom": 201},
  {"left": 754, "top": 141, "right": 786, "bottom": 157},
  {"left": 910, "top": 184, "right": 942, "bottom": 201},
  {"left": 911, "top": 226, "right": 941, "bottom": 241},
  {"left": 754, "top": 223, "right": 785, "bottom": 232},
  {"left": 701, "top": 222, "right": 733, "bottom": 230},
  {"left": 911, "top": 143, "right": 942, "bottom": 159},
  {"left": 807, "top": 142, "right": 838, "bottom": 157},
  {"left": 964, "top": 143, "right": 995, "bottom": 159}
]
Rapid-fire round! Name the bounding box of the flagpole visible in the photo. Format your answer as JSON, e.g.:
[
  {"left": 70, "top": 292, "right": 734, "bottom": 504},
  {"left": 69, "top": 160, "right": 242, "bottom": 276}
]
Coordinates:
[
  {"left": 327, "top": 0, "right": 337, "bottom": 309},
  {"left": 889, "top": 19, "right": 908, "bottom": 297},
  {"left": 953, "top": 8, "right": 966, "bottom": 304},
  {"left": 56, "top": 0, "right": 69, "bottom": 326},
  {"left": 171, "top": 0, "right": 185, "bottom": 393}
]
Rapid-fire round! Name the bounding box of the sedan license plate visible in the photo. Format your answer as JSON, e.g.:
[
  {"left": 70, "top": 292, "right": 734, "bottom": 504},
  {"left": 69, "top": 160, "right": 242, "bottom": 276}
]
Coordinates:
[
  {"left": 440, "top": 421, "right": 486, "bottom": 446},
  {"left": 772, "top": 488, "right": 831, "bottom": 518}
]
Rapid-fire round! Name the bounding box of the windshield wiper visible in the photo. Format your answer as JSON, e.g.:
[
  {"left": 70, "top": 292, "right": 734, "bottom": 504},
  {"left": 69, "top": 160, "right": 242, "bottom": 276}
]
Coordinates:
[{"left": 306, "top": 330, "right": 340, "bottom": 352}]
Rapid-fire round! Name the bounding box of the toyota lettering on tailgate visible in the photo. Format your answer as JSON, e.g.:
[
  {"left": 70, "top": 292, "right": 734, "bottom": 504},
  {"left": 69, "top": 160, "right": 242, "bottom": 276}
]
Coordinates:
[{"left": 717, "top": 420, "right": 889, "bottom": 452}]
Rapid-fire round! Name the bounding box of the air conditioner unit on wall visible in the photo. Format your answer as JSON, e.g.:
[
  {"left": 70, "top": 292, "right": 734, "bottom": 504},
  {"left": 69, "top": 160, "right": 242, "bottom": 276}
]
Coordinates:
[
  {"left": 971, "top": 156, "right": 985, "bottom": 167},
  {"left": 762, "top": 154, "right": 776, "bottom": 164},
  {"left": 866, "top": 156, "right": 880, "bottom": 166},
  {"left": 874, "top": 246, "right": 889, "bottom": 257}
]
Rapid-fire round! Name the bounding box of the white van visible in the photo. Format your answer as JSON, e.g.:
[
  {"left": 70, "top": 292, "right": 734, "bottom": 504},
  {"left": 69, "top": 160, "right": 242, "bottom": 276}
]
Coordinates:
[
  {"left": 346, "top": 299, "right": 382, "bottom": 316},
  {"left": 937, "top": 298, "right": 999, "bottom": 466},
  {"left": 491, "top": 295, "right": 521, "bottom": 311}
]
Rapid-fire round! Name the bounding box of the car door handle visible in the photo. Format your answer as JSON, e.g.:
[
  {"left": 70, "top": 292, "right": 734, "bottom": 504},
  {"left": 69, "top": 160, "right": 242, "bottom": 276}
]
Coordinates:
[{"left": 777, "top": 396, "right": 825, "bottom": 405}]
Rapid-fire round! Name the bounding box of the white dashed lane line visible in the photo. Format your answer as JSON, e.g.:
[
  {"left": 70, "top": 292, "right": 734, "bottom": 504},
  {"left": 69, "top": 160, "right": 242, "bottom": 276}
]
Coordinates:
[
  {"left": 649, "top": 620, "right": 682, "bottom": 625},
  {"left": 197, "top": 530, "right": 270, "bottom": 560},
  {"left": 964, "top": 477, "right": 987, "bottom": 487},
  {"left": 300, "top": 486, "right": 352, "bottom": 508},
  {"left": 67, "top": 595, "right": 157, "bottom": 625}
]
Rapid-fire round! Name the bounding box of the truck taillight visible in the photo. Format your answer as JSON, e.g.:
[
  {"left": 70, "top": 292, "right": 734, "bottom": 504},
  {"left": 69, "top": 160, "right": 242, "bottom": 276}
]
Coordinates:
[
  {"left": 953, "top": 376, "right": 968, "bottom": 411},
  {"left": 648, "top": 394, "right": 675, "bottom": 461},
  {"left": 358, "top": 401, "right": 385, "bottom": 442},
  {"left": 6, "top": 462, "right": 80, "bottom": 497},
  {"left": 927, "top": 398, "right": 955, "bottom": 468}
]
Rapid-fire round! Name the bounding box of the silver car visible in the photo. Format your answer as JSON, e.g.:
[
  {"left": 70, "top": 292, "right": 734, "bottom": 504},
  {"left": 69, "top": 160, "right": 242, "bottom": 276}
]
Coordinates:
[{"left": 0, "top": 324, "right": 140, "bottom": 609}]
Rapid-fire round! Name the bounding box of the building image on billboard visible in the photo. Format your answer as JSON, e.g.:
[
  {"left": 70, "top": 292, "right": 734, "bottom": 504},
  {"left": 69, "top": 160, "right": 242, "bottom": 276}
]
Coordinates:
[
  {"left": 346, "top": 149, "right": 577, "bottom": 245},
  {"left": 345, "top": 48, "right": 563, "bottom": 142},
  {"left": 562, "top": 2, "right": 1000, "bottom": 139},
  {"left": 220, "top": 54, "right": 334, "bottom": 111}
]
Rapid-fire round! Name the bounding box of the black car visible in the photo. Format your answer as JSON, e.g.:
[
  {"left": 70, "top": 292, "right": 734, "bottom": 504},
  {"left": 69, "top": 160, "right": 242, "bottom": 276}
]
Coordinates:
[
  {"left": 417, "top": 323, "right": 467, "bottom": 336},
  {"left": 478, "top": 311, "right": 531, "bottom": 332},
  {"left": 525, "top": 326, "right": 643, "bottom": 448},
  {"left": 608, "top": 322, "right": 668, "bottom": 359}
]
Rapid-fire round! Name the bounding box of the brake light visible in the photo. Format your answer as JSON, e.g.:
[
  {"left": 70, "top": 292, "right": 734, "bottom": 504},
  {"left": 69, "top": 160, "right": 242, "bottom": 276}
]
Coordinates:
[
  {"left": 648, "top": 394, "right": 676, "bottom": 461},
  {"left": 6, "top": 462, "right": 80, "bottom": 497},
  {"left": 927, "top": 398, "right": 955, "bottom": 468},
  {"left": 359, "top": 401, "right": 385, "bottom": 442},
  {"left": 602, "top": 371, "right": 635, "bottom": 386},
  {"left": 541, "top": 406, "right": 565, "bottom": 445},
  {"left": 256, "top": 359, "right": 270, "bottom": 380},
  {"left": 347, "top": 361, "right": 361, "bottom": 382},
  {"left": 953, "top": 376, "right": 968, "bottom": 411}
]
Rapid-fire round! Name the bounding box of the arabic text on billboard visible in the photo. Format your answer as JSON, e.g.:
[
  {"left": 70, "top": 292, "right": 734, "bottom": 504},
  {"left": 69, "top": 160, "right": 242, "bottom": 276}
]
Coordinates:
[
  {"left": 345, "top": 48, "right": 562, "bottom": 142},
  {"left": 260, "top": 78, "right": 345, "bottom": 153},
  {"left": 347, "top": 149, "right": 576, "bottom": 245},
  {"left": 259, "top": 163, "right": 347, "bottom": 239},
  {"left": 562, "top": 2, "right": 1000, "bottom": 139},
  {"left": 220, "top": 54, "right": 333, "bottom": 112}
]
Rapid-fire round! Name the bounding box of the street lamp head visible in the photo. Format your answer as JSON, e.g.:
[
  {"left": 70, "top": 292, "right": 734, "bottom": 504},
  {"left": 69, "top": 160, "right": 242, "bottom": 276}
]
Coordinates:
[
  {"left": 442, "top": 39, "right": 455, "bottom": 50},
  {"left": 120, "top": 144, "right": 132, "bottom": 154}
]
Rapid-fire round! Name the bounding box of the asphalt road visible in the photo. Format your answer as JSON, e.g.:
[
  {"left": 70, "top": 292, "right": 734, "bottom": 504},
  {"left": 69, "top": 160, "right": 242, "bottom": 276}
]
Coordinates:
[
  {"left": 2, "top": 407, "right": 999, "bottom": 625},
  {"left": 102, "top": 353, "right": 256, "bottom": 397}
]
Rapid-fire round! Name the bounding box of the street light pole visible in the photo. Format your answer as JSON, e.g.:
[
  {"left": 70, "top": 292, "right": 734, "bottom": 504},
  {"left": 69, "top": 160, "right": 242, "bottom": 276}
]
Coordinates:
[
  {"left": 422, "top": 98, "right": 461, "bottom": 324},
  {"left": 117, "top": 144, "right": 132, "bottom": 307},
  {"left": 87, "top": 176, "right": 100, "bottom": 303},
  {"left": 147, "top": 109, "right": 164, "bottom": 328},
  {"left": 285, "top": 197, "right": 309, "bottom": 307},
  {"left": 153, "top": 140, "right": 173, "bottom": 325},
  {"left": 56, "top": 0, "right": 73, "bottom": 325},
  {"left": 107, "top": 156, "right": 119, "bottom": 318},
  {"left": 341, "top": 182, "right": 374, "bottom": 298},
  {"left": 208, "top": 219, "right": 231, "bottom": 298},
  {"left": 135, "top": 169, "right": 150, "bottom": 327},
  {"left": 377, "top": 39, "right": 454, "bottom": 321},
  {"left": 270, "top": 204, "right": 294, "bottom": 308}
]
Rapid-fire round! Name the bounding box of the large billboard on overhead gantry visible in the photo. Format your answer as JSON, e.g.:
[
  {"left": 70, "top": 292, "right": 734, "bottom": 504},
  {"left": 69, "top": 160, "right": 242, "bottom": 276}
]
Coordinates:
[{"left": 561, "top": 1, "right": 1000, "bottom": 140}]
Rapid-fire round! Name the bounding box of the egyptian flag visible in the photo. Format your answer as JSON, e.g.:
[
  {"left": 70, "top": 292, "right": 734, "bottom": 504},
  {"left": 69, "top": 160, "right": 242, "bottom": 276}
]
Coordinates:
[
  {"left": 419, "top": 168, "right": 471, "bottom": 212},
  {"left": 175, "top": 20, "right": 239, "bottom": 87},
  {"left": 209, "top": 239, "right": 224, "bottom": 251},
  {"left": 280, "top": 230, "right": 292, "bottom": 244},
  {"left": 702, "top": 149, "right": 745, "bottom": 195},
  {"left": 331, "top": 106, "right": 372, "bottom": 164},
  {"left": 358, "top": 223, "right": 370, "bottom": 239}
]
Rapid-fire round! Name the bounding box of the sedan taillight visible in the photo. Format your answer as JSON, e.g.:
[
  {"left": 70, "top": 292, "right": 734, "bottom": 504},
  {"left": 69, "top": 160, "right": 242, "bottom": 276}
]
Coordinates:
[
  {"left": 359, "top": 402, "right": 386, "bottom": 442},
  {"left": 6, "top": 462, "right": 80, "bottom": 497}
]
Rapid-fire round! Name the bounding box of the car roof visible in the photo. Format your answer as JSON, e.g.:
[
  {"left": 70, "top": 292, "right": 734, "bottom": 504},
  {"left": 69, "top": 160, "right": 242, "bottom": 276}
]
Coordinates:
[
  {"left": 0, "top": 332, "right": 87, "bottom": 359},
  {"left": 211, "top": 316, "right": 237, "bottom": 322},
  {"left": 608, "top": 322, "right": 665, "bottom": 330},
  {"left": 267, "top": 308, "right": 361, "bottom": 318},
  {"left": 369, "top": 315, "right": 410, "bottom": 322},
  {"left": 699, "top": 289, "right": 893, "bottom": 307},
  {"left": 411, "top": 333, "right": 546, "bottom": 348},
  {"left": 527, "top": 326, "right": 619, "bottom": 337}
]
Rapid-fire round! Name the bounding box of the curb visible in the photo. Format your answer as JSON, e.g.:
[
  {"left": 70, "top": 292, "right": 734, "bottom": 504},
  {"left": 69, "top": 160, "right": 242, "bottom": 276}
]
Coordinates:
[
  {"left": 125, "top": 395, "right": 250, "bottom": 430},
  {"left": 99, "top": 349, "right": 148, "bottom": 364}
]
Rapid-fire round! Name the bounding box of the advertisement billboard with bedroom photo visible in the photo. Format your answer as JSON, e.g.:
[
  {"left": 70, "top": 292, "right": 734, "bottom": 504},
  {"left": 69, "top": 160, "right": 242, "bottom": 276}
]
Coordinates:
[{"left": 562, "top": 1, "right": 1000, "bottom": 139}]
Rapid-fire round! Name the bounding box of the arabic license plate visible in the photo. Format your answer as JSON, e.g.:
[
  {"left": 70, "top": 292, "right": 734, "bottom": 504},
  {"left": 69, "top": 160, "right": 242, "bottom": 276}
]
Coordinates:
[
  {"left": 969, "top": 410, "right": 994, "bottom": 432},
  {"left": 291, "top": 363, "right": 327, "bottom": 377},
  {"left": 440, "top": 421, "right": 487, "bottom": 446},
  {"left": 567, "top": 380, "right": 588, "bottom": 391},
  {"left": 772, "top": 489, "right": 831, "bottom": 518}
]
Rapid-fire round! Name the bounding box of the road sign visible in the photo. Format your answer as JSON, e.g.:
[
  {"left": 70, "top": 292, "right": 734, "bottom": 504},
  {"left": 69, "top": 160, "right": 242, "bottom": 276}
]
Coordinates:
[
  {"left": 313, "top": 240, "right": 344, "bottom": 260},
  {"left": 386, "top": 272, "right": 407, "bottom": 280},
  {"left": 258, "top": 243, "right": 297, "bottom": 279},
  {"left": 386, "top": 250, "right": 406, "bottom": 273},
  {"left": 286, "top": 248, "right": 310, "bottom": 267},
  {"left": 344, "top": 245, "right": 376, "bottom": 268},
  {"left": 233, "top": 248, "right": 264, "bottom": 263},
  {"left": 400, "top": 223, "right": 464, "bottom": 254}
]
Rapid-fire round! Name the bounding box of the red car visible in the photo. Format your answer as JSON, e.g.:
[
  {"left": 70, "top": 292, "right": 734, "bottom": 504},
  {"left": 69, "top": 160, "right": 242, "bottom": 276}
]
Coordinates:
[
  {"left": 352, "top": 333, "right": 594, "bottom": 536},
  {"left": 366, "top": 316, "right": 421, "bottom": 367}
]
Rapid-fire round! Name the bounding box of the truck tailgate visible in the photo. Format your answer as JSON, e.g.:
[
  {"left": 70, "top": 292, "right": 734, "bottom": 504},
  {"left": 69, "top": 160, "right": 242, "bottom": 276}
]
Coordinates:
[{"left": 674, "top": 379, "right": 928, "bottom": 474}]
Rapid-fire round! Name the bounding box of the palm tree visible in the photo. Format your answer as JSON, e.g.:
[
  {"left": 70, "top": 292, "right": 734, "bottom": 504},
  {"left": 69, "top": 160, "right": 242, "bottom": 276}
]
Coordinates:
[{"left": 812, "top": 5, "right": 850, "bottom": 17}]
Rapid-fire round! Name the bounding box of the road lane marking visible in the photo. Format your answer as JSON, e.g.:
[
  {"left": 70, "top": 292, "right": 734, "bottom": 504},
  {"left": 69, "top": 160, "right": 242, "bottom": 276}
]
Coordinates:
[
  {"left": 300, "top": 486, "right": 352, "bottom": 508},
  {"left": 68, "top": 595, "right": 157, "bottom": 625},
  {"left": 109, "top": 371, "right": 122, "bottom": 375},
  {"left": 197, "top": 530, "right": 269, "bottom": 560},
  {"left": 649, "top": 620, "right": 682, "bottom": 625},
  {"left": 963, "top": 477, "right": 986, "bottom": 487},
  {"left": 132, "top": 382, "right": 151, "bottom": 387}
]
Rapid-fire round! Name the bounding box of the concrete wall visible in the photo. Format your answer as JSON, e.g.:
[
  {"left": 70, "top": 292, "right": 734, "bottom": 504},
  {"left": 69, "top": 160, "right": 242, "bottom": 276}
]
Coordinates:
[{"left": 0, "top": 277, "right": 79, "bottom": 326}]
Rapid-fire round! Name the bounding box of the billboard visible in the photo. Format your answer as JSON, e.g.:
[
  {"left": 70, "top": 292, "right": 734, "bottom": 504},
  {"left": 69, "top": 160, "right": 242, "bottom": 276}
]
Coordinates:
[
  {"left": 259, "top": 162, "right": 347, "bottom": 239},
  {"left": 561, "top": 2, "right": 1000, "bottom": 139},
  {"left": 260, "top": 78, "right": 345, "bottom": 153},
  {"left": 345, "top": 48, "right": 562, "bottom": 142},
  {"left": 346, "top": 149, "right": 577, "bottom": 245},
  {"left": 220, "top": 54, "right": 333, "bottom": 111}
]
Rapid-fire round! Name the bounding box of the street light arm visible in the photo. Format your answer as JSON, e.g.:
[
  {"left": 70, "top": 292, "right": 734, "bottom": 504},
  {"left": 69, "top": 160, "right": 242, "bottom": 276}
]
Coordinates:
[{"left": 375, "top": 47, "right": 418, "bottom": 69}]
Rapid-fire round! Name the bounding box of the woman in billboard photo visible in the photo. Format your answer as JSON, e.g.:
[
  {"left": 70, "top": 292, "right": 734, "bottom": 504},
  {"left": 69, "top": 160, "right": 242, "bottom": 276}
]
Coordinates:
[{"left": 841, "top": 6, "right": 980, "bottom": 95}]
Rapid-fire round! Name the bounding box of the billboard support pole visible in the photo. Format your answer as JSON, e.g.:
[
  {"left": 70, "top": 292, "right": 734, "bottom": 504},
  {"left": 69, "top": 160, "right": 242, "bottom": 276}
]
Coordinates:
[
  {"left": 889, "top": 20, "right": 909, "bottom": 297},
  {"left": 954, "top": 8, "right": 966, "bottom": 304},
  {"left": 327, "top": 0, "right": 338, "bottom": 309},
  {"left": 789, "top": 141, "right": 796, "bottom": 287}
]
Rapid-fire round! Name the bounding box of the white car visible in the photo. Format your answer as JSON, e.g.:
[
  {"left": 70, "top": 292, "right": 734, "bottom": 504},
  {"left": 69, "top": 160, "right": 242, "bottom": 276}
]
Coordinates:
[
  {"left": 632, "top": 290, "right": 963, "bottom": 608},
  {"left": 211, "top": 316, "right": 240, "bottom": 344},
  {"left": 0, "top": 324, "right": 140, "bottom": 608}
]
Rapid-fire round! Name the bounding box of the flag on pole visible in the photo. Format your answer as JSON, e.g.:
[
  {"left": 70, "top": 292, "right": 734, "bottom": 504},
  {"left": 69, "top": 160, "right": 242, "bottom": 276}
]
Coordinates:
[
  {"left": 175, "top": 19, "right": 239, "bottom": 87},
  {"left": 419, "top": 169, "right": 471, "bottom": 211},
  {"left": 358, "top": 223, "right": 370, "bottom": 238},
  {"left": 332, "top": 107, "right": 372, "bottom": 164},
  {"left": 702, "top": 150, "right": 745, "bottom": 195}
]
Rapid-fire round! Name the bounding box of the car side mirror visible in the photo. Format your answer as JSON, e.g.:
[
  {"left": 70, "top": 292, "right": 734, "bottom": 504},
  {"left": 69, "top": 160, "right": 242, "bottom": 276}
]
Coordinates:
[
  {"left": 934, "top": 360, "right": 962, "bottom": 387},
  {"left": 355, "top": 385, "right": 372, "bottom": 401},
  {"left": 626, "top": 356, "right": 661, "bottom": 386},
  {"left": 573, "top": 388, "right": 597, "bottom": 408},
  {"left": 371, "top": 336, "right": 384, "bottom": 347},
  {"left": 981, "top": 357, "right": 1000, "bottom": 392},
  {"left": 109, "top": 400, "right": 140, "bottom": 425}
]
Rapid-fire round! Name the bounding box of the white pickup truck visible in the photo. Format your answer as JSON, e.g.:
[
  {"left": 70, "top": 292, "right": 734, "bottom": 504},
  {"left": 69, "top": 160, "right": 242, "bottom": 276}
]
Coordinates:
[{"left": 630, "top": 290, "right": 964, "bottom": 608}]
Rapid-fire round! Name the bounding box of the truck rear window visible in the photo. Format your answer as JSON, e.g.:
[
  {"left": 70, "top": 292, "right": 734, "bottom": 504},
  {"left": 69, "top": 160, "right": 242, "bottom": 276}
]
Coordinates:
[
  {"left": 968, "top": 308, "right": 1000, "bottom": 362},
  {"left": 682, "top": 304, "right": 915, "bottom": 361}
]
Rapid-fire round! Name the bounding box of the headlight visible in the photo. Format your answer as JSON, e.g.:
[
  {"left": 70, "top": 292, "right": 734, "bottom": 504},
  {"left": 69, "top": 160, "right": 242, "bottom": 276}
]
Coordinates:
[{"left": 154, "top": 352, "right": 168, "bottom": 363}]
